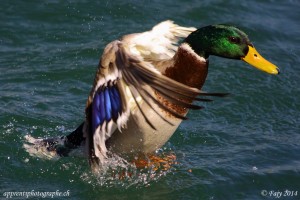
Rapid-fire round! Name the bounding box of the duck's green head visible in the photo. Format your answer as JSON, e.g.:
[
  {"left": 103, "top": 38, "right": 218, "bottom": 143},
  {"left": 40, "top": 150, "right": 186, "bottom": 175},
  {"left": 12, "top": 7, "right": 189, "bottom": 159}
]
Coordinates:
[{"left": 184, "top": 24, "right": 279, "bottom": 75}]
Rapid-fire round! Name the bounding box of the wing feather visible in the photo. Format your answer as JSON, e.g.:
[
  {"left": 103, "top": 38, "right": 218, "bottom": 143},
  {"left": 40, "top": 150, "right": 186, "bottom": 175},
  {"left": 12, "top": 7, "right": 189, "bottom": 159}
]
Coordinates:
[{"left": 85, "top": 22, "right": 226, "bottom": 168}]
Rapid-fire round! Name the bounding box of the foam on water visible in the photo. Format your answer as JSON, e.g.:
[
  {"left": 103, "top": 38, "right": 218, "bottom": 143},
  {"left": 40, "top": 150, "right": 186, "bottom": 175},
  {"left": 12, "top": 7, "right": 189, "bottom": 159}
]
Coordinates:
[{"left": 79, "top": 152, "right": 174, "bottom": 189}]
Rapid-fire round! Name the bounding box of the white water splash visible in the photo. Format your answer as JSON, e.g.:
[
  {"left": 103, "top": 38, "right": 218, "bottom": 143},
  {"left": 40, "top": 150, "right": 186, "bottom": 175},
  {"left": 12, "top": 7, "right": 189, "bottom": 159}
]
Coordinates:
[{"left": 80, "top": 150, "right": 176, "bottom": 188}]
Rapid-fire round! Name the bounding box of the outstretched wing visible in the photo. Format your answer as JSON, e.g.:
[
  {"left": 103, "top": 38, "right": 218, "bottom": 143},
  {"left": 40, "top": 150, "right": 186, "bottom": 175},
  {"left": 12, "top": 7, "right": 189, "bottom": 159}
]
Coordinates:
[
  {"left": 122, "top": 20, "right": 197, "bottom": 61},
  {"left": 85, "top": 40, "right": 224, "bottom": 168}
]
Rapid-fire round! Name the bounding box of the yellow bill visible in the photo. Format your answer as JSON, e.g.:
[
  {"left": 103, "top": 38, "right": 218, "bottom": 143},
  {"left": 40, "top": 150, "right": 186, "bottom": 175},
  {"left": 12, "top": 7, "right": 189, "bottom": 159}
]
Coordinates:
[{"left": 242, "top": 45, "right": 279, "bottom": 75}]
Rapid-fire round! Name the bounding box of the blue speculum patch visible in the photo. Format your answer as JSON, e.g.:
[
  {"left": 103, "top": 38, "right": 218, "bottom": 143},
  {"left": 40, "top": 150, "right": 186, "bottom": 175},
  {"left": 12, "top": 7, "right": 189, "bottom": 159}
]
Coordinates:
[{"left": 92, "top": 84, "right": 122, "bottom": 133}]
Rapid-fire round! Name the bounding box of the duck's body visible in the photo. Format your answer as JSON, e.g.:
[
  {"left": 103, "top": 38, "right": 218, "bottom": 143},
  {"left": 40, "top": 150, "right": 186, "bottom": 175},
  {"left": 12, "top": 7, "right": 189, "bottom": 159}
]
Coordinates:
[
  {"left": 106, "top": 42, "right": 209, "bottom": 156},
  {"left": 82, "top": 22, "right": 216, "bottom": 168},
  {"left": 24, "top": 20, "right": 279, "bottom": 171}
]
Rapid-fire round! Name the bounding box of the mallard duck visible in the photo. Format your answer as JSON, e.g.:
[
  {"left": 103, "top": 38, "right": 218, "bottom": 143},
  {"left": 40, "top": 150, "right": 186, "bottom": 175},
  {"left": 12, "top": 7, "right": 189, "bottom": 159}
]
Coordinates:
[{"left": 24, "top": 20, "right": 279, "bottom": 171}]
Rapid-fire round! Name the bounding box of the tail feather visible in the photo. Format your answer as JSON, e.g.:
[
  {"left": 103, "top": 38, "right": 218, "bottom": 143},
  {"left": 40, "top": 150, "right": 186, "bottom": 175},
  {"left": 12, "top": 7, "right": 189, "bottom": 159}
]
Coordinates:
[{"left": 23, "top": 135, "right": 69, "bottom": 159}]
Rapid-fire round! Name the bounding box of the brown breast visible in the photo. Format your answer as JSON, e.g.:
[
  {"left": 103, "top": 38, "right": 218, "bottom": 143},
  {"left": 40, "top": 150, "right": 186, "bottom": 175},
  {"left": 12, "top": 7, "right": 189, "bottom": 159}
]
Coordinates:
[
  {"left": 164, "top": 43, "right": 208, "bottom": 89},
  {"left": 157, "top": 43, "right": 209, "bottom": 116}
]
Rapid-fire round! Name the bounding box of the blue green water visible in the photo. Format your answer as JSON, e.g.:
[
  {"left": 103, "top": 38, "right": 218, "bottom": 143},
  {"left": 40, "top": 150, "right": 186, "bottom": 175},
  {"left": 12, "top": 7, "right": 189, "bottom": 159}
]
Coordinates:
[{"left": 1, "top": 0, "right": 300, "bottom": 199}]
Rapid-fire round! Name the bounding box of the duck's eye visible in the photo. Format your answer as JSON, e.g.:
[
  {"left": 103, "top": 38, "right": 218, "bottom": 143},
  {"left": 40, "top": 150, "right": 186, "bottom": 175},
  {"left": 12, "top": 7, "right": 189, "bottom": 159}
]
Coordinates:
[{"left": 228, "top": 36, "right": 240, "bottom": 44}]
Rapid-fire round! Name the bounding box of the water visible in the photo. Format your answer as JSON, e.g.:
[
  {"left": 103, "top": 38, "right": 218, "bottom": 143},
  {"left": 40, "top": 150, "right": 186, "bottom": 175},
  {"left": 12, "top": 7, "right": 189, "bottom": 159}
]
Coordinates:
[{"left": 1, "top": 0, "right": 300, "bottom": 199}]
